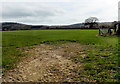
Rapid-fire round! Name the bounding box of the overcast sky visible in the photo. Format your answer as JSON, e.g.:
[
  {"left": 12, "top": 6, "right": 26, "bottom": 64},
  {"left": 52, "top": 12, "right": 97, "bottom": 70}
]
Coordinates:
[{"left": 0, "top": 0, "right": 120, "bottom": 25}]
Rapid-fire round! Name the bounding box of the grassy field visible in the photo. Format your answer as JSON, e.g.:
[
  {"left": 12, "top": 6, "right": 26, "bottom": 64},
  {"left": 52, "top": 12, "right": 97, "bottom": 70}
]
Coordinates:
[{"left": 2, "top": 29, "right": 120, "bottom": 82}]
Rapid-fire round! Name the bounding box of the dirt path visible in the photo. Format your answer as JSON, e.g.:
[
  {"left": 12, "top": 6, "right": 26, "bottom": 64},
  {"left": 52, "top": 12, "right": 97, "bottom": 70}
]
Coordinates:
[{"left": 3, "top": 43, "right": 87, "bottom": 82}]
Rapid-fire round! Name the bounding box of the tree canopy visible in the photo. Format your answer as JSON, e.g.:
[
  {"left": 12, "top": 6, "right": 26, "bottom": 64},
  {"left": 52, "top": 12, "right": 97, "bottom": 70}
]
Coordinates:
[
  {"left": 85, "top": 17, "right": 99, "bottom": 28},
  {"left": 85, "top": 17, "right": 98, "bottom": 23}
]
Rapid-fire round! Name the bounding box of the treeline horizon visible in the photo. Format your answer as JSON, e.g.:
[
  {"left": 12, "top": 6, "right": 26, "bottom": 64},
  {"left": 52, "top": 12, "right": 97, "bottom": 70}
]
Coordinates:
[{"left": 0, "top": 21, "right": 117, "bottom": 31}]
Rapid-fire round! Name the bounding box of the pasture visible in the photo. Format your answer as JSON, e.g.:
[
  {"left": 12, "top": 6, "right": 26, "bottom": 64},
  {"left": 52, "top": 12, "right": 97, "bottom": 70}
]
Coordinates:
[{"left": 2, "top": 29, "right": 120, "bottom": 82}]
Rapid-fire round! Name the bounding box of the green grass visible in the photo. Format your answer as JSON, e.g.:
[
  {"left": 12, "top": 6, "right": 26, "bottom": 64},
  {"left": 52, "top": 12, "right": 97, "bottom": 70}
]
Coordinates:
[
  {"left": 1, "top": 29, "right": 120, "bottom": 82},
  {"left": 77, "top": 46, "right": 119, "bottom": 82}
]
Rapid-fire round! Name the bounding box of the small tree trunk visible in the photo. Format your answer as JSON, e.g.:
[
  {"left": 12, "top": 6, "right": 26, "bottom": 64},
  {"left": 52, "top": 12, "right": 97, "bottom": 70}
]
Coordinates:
[{"left": 89, "top": 23, "right": 93, "bottom": 28}]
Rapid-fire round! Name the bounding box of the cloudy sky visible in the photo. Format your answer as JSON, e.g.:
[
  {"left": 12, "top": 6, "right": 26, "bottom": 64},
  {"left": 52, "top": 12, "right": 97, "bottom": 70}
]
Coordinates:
[{"left": 0, "top": 0, "right": 120, "bottom": 25}]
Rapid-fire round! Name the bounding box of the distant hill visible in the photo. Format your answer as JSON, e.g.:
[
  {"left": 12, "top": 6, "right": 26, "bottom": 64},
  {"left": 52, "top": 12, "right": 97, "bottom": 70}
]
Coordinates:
[
  {"left": 1, "top": 22, "right": 32, "bottom": 31},
  {"left": 1, "top": 21, "right": 114, "bottom": 31},
  {"left": 70, "top": 23, "right": 84, "bottom": 27},
  {"left": 98, "top": 22, "right": 113, "bottom": 26},
  {"left": 70, "top": 22, "right": 113, "bottom": 27}
]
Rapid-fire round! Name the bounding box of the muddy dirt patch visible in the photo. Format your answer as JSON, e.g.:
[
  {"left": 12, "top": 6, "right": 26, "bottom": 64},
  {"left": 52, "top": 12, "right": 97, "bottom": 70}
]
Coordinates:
[{"left": 3, "top": 43, "right": 88, "bottom": 82}]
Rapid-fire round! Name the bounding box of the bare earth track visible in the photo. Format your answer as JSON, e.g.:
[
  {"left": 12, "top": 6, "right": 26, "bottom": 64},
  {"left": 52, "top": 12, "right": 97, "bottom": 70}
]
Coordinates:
[{"left": 3, "top": 43, "right": 88, "bottom": 82}]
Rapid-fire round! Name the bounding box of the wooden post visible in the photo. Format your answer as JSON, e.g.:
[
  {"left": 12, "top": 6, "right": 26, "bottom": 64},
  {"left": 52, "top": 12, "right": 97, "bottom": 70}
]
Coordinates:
[{"left": 99, "top": 28, "right": 100, "bottom": 35}]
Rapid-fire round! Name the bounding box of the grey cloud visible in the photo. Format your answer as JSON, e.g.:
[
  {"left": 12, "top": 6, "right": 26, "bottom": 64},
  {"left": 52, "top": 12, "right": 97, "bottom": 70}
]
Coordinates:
[
  {"left": 2, "top": 2, "right": 63, "bottom": 20},
  {"left": 1, "top": 0, "right": 119, "bottom": 25}
]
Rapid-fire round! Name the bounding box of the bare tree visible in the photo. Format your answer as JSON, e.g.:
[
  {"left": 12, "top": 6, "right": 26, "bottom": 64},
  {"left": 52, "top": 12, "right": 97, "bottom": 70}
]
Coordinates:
[{"left": 85, "top": 17, "right": 99, "bottom": 28}]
